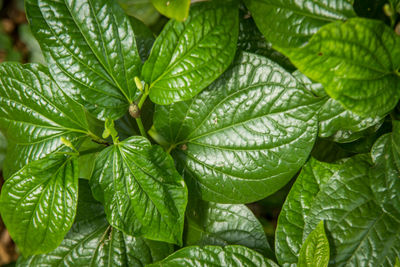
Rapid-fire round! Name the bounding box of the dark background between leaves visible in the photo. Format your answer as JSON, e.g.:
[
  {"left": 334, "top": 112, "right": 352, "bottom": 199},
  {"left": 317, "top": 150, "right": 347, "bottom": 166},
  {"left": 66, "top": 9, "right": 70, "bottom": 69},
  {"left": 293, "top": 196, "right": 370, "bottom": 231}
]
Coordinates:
[{"left": 0, "top": 0, "right": 395, "bottom": 265}]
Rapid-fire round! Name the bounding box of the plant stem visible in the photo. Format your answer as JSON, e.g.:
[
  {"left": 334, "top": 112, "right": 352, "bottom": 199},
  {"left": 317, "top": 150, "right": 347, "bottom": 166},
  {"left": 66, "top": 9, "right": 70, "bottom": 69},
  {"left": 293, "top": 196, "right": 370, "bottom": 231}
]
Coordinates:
[
  {"left": 138, "top": 84, "right": 149, "bottom": 110},
  {"left": 88, "top": 131, "right": 109, "bottom": 145},
  {"left": 136, "top": 117, "right": 148, "bottom": 138}
]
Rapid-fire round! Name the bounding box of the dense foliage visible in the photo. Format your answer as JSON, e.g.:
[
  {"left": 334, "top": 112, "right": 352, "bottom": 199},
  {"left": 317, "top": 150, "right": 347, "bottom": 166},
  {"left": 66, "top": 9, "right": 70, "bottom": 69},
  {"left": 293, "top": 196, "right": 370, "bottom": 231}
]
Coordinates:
[{"left": 0, "top": 0, "right": 399, "bottom": 266}]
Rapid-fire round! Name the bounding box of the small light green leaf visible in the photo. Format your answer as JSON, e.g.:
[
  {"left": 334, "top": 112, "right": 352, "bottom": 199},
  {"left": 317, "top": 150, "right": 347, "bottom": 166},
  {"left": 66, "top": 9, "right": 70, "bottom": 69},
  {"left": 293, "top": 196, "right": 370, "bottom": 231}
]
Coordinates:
[
  {"left": 90, "top": 136, "right": 187, "bottom": 245},
  {"left": 370, "top": 120, "right": 400, "bottom": 220},
  {"left": 185, "top": 200, "right": 273, "bottom": 258},
  {"left": 142, "top": 1, "right": 238, "bottom": 105},
  {"left": 0, "top": 153, "right": 79, "bottom": 256},
  {"left": 244, "top": 0, "right": 355, "bottom": 48},
  {"left": 396, "top": 257, "right": 400, "bottom": 267},
  {"left": 151, "top": 0, "right": 190, "bottom": 21},
  {"left": 298, "top": 221, "right": 330, "bottom": 267},
  {"left": 153, "top": 52, "right": 318, "bottom": 203},
  {"left": 0, "top": 63, "right": 93, "bottom": 179},
  {"left": 281, "top": 18, "right": 400, "bottom": 117},
  {"left": 17, "top": 179, "right": 173, "bottom": 266},
  {"left": 293, "top": 71, "right": 382, "bottom": 142},
  {"left": 147, "top": 245, "right": 279, "bottom": 267},
  {"left": 26, "top": 0, "right": 142, "bottom": 120}
]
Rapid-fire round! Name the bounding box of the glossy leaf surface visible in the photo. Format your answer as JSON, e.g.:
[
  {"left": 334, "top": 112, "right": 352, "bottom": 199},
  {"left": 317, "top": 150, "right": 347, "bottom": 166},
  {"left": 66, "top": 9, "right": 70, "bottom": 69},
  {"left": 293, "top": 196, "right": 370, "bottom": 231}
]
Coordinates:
[
  {"left": 185, "top": 200, "right": 273, "bottom": 257},
  {"left": 142, "top": 1, "right": 238, "bottom": 105},
  {"left": 0, "top": 153, "right": 78, "bottom": 256},
  {"left": 148, "top": 245, "right": 279, "bottom": 267},
  {"left": 0, "top": 63, "right": 91, "bottom": 179},
  {"left": 17, "top": 180, "right": 173, "bottom": 266},
  {"left": 370, "top": 121, "right": 400, "bottom": 220},
  {"left": 90, "top": 136, "right": 187, "bottom": 245},
  {"left": 244, "top": 0, "right": 355, "bottom": 48},
  {"left": 294, "top": 71, "right": 382, "bottom": 142},
  {"left": 26, "top": 0, "right": 142, "bottom": 120},
  {"left": 277, "top": 156, "right": 400, "bottom": 266},
  {"left": 151, "top": 0, "right": 190, "bottom": 21},
  {"left": 153, "top": 52, "right": 318, "bottom": 203},
  {"left": 298, "top": 221, "right": 329, "bottom": 267},
  {"left": 282, "top": 18, "right": 400, "bottom": 117}
]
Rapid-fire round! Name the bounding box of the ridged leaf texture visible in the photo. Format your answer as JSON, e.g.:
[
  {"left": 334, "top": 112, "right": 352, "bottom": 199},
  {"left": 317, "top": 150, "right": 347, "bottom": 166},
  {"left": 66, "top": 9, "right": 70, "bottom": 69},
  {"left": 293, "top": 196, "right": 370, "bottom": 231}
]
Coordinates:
[
  {"left": 0, "top": 63, "right": 92, "bottom": 179},
  {"left": 90, "top": 136, "right": 188, "bottom": 245},
  {"left": 276, "top": 156, "right": 400, "bottom": 266},
  {"left": 281, "top": 18, "right": 400, "bottom": 117},
  {"left": 244, "top": 0, "right": 355, "bottom": 48},
  {"left": 294, "top": 71, "right": 382, "bottom": 142},
  {"left": 0, "top": 153, "right": 78, "bottom": 256},
  {"left": 17, "top": 180, "right": 173, "bottom": 266},
  {"left": 370, "top": 120, "right": 400, "bottom": 220},
  {"left": 148, "top": 245, "right": 279, "bottom": 267},
  {"left": 153, "top": 52, "right": 318, "bottom": 203},
  {"left": 141, "top": 0, "right": 239, "bottom": 105},
  {"left": 25, "top": 0, "right": 142, "bottom": 120},
  {"left": 298, "top": 221, "right": 330, "bottom": 267}
]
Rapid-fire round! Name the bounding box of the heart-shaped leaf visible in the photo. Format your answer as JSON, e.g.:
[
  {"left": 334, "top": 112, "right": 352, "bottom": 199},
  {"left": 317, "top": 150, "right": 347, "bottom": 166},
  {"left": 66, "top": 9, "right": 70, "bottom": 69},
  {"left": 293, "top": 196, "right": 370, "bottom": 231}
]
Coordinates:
[
  {"left": 281, "top": 18, "right": 400, "bottom": 117},
  {"left": 17, "top": 179, "right": 173, "bottom": 266},
  {"left": 141, "top": 0, "right": 239, "bottom": 105},
  {"left": 0, "top": 63, "right": 94, "bottom": 179},
  {"left": 244, "top": 0, "right": 355, "bottom": 48},
  {"left": 0, "top": 153, "right": 78, "bottom": 256},
  {"left": 90, "top": 136, "right": 187, "bottom": 245},
  {"left": 26, "top": 0, "right": 142, "bottom": 120},
  {"left": 153, "top": 52, "right": 319, "bottom": 203}
]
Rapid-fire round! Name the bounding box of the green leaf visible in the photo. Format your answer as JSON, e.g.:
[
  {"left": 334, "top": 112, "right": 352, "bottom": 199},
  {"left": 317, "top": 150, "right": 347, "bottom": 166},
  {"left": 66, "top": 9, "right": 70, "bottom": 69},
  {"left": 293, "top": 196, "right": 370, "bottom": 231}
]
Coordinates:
[
  {"left": 293, "top": 71, "right": 382, "bottom": 142},
  {"left": 185, "top": 200, "right": 273, "bottom": 258},
  {"left": 0, "top": 63, "right": 93, "bottom": 179},
  {"left": 117, "top": 0, "right": 160, "bottom": 26},
  {"left": 26, "top": 0, "right": 142, "bottom": 120},
  {"left": 275, "top": 158, "right": 340, "bottom": 266},
  {"left": 396, "top": 258, "right": 400, "bottom": 267},
  {"left": 151, "top": 0, "right": 190, "bottom": 21},
  {"left": 0, "top": 131, "right": 6, "bottom": 170},
  {"left": 277, "top": 155, "right": 400, "bottom": 266},
  {"left": 237, "top": 11, "right": 294, "bottom": 70},
  {"left": 141, "top": 1, "right": 239, "bottom": 105},
  {"left": 90, "top": 136, "right": 187, "bottom": 245},
  {"left": 17, "top": 179, "right": 173, "bottom": 266},
  {"left": 153, "top": 52, "right": 318, "bottom": 203},
  {"left": 244, "top": 0, "right": 355, "bottom": 48},
  {"left": 0, "top": 153, "right": 79, "bottom": 256},
  {"left": 370, "top": 121, "right": 400, "bottom": 220},
  {"left": 281, "top": 18, "right": 400, "bottom": 117},
  {"left": 148, "top": 245, "right": 279, "bottom": 267},
  {"left": 298, "top": 221, "right": 330, "bottom": 267}
]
